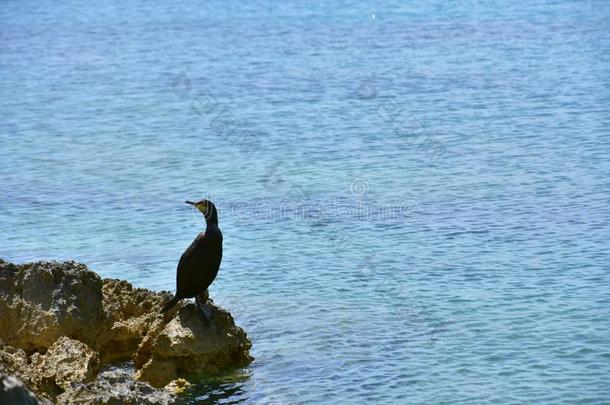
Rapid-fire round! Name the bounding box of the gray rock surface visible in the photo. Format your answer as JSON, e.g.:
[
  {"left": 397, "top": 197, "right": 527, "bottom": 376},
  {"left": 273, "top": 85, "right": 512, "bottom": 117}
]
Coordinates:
[
  {"left": 0, "top": 372, "right": 49, "bottom": 405},
  {"left": 57, "top": 366, "right": 177, "bottom": 405}
]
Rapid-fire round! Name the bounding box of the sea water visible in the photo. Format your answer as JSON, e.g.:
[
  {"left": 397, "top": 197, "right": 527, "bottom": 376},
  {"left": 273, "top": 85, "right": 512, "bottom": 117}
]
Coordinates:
[{"left": 1, "top": 1, "right": 609, "bottom": 403}]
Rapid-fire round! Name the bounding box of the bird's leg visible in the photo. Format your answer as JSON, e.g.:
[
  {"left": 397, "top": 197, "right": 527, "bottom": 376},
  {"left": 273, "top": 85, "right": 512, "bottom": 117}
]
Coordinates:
[{"left": 195, "top": 289, "right": 213, "bottom": 322}]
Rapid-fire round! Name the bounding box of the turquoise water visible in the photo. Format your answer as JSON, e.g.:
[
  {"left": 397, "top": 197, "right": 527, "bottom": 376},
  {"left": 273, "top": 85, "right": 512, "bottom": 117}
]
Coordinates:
[{"left": 2, "top": 1, "right": 610, "bottom": 403}]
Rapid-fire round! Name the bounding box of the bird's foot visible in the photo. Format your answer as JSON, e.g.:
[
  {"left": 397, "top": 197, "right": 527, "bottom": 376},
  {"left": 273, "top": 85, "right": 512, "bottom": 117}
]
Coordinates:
[{"left": 195, "top": 295, "right": 214, "bottom": 323}]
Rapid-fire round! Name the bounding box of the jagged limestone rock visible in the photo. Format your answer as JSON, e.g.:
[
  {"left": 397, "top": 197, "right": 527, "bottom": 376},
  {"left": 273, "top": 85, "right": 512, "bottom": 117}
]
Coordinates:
[
  {"left": 99, "top": 279, "right": 173, "bottom": 364},
  {"left": 135, "top": 303, "right": 253, "bottom": 387},
  {"left": 29, "top": 336, "right": 99, "bottom": 396},
  {"left": 0, "top": 339, "right": 30, "bottom": 379},
  {"left": 0, "top": 259, "right": 253, "bottom": 401},
  {"left": 0, "top": 260, "right": 108, "bottom": 353},
  {"left": 57, "top": 366, "right": 177, "bottom": 405}
]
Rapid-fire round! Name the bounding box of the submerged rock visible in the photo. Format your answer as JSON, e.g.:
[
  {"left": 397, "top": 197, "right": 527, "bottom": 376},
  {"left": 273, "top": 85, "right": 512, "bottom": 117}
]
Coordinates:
[
  {"left": 0, "top": 259, "right": 252, "bottom": 403},
  {"left": 164, "top": 378, "right": 191, "bottom": 395}
]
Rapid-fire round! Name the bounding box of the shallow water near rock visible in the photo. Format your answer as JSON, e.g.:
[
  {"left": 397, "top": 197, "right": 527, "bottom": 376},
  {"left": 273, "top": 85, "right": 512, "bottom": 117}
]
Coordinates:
[{"left": 1, "top": 0, "right": 610, "bottom": 403}]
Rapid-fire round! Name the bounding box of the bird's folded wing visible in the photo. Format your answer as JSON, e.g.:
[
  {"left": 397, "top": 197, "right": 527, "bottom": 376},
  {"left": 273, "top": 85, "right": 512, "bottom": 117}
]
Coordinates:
[{"left": 176, "top": 235, "right": 208, "bottom": 292}]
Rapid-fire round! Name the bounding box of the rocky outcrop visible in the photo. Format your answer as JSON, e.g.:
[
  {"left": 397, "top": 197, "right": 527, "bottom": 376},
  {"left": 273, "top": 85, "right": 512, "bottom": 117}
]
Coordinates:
[
  {"left": 0, "top": 260, "right": 107, "bottom": 353},
  {"left": 135, "top": 304, "right": 252, "bottom": 387},
  {"left": 0, "top": 259, "right": 252, "bottom": 403}
]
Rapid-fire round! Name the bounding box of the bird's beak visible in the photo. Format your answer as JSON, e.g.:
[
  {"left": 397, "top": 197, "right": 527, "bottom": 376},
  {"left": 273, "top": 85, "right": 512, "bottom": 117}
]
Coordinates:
[{"left": 185, "top": 200, "right": 196, "bottom": 206}]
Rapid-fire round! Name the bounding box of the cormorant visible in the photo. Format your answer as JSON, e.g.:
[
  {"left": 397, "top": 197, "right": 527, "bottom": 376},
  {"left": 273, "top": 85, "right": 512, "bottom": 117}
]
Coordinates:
[{"left": 161, "top": 199, "right": 223, "bottom": 320}]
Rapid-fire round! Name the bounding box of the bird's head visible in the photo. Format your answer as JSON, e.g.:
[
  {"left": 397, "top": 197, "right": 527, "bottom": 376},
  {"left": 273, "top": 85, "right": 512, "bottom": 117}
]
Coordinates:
[{"left": 185, "top": 199, "right": 218, "bottom": 224}]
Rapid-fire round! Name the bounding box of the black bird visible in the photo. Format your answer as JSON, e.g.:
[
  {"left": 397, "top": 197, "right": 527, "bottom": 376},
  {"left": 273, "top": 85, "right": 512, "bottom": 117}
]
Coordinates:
[{"left": 161, "top": 199, "right": 223, "bottom": 320}]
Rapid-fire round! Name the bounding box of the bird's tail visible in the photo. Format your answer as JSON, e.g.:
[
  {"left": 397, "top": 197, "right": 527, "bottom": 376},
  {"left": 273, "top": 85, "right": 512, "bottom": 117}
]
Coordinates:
[{"left": 160, "top": 296, "right": 180, "bottom": 313}]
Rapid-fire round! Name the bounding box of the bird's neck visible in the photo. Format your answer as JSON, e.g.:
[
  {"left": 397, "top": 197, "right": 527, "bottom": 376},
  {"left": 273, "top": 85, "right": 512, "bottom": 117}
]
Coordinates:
[
  {"left": 205, "top": 218, "right": 219, "bottom": 229},
  {"left": 204, "top": 210, "right": 219, "bottom": 227}
]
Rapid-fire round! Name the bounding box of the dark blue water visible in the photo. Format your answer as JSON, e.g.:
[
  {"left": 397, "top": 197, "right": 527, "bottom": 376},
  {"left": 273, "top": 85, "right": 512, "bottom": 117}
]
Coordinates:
[{"left": 2, "top": 1, "right": 610, "bottom": 403}]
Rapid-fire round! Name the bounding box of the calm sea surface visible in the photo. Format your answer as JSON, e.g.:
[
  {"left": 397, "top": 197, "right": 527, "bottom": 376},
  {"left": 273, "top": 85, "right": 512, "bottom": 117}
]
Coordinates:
[{"left": 1, "top": 1, "right": 610, "bottom": 403}]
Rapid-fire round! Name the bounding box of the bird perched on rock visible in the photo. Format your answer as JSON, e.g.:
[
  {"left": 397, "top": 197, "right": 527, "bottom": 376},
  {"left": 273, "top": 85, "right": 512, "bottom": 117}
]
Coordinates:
[{"left": 161, "top": 199, "right": 223, "bottom": 320}]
